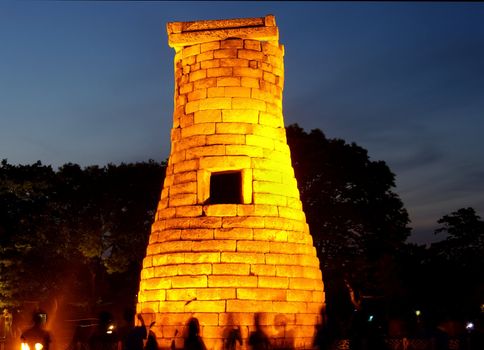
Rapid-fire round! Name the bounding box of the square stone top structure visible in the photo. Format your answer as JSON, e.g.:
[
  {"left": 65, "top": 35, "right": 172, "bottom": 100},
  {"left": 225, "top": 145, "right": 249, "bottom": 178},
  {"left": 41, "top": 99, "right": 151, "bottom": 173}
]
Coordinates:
[{"left": 167, "top": 15, "right": 278, "bottom": 49}]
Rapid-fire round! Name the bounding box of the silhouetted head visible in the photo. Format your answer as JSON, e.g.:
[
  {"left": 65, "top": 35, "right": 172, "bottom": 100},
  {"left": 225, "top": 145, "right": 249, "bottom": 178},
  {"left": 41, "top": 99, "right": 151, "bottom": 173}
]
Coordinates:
[
  {"left": 98, "top": 311, "right": 113, "bottom": 329},
  {"left": 188, "top": 318, "right": 200, "bottom": 337},
  {"left": 33, "top": 310, "right": 47, "bottom": 327},
  {"left": 254, "top": 313, "right": 262, "bottom": 329}
]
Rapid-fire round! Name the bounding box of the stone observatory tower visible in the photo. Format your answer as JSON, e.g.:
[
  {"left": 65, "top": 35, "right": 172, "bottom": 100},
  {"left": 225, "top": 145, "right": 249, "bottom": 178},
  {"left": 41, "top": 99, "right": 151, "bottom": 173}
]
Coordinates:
[{"left": 137, "top": 15, "right": 324, "bottom": 350}]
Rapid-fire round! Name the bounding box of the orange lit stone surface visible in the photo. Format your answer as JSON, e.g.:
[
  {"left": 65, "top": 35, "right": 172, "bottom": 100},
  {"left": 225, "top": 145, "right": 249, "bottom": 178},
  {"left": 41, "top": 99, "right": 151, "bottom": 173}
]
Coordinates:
[{"left": 137, "top": 15, "right": 325, "bottom": 350}]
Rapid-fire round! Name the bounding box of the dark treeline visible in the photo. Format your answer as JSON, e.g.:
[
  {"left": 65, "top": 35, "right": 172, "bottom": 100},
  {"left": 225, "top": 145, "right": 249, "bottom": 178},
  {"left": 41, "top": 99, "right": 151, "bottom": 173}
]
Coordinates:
[{"left": 1, "top": 124, "right": 483, "bottom": 335}]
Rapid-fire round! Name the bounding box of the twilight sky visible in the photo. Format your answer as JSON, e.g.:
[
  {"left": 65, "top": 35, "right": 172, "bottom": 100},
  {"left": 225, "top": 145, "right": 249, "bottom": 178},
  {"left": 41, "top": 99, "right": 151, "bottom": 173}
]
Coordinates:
[{"left": 1, "top": 2, "right": 483, "bottom": 244}]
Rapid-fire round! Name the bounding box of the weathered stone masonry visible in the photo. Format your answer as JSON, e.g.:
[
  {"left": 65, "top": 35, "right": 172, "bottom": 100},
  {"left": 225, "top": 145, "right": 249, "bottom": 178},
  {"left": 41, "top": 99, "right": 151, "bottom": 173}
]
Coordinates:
[{"left": 137, "top": 15, "right": 325, "bottom": 350}]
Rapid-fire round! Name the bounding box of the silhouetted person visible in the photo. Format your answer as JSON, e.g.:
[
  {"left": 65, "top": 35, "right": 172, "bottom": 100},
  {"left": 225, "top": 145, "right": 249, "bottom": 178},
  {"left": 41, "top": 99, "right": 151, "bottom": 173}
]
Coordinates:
[
  {"left": 313, "top": 310, "right": 334, "bottom": 350},
  {"left": 145, "top": 321, "right": 159, "bottom": 350},
  {"left": 66, "top": 320, "right": 92, "bottom": 350},
  {"left": 118, "top": 309, "right": 146, "bottom": 350},
  {"left": 224, "top": 326, "right": 242, "bottom": 350},
  {"left": 20, "top": 310, "right": 51, "bottom": 350},
  {"left": 248, "top": 314, "right": 270, "bottom": 350},
  {"left": 184, "top": 318, "right": 206, "bottom": 350},
  {"left": 89, "top": 311, "right": 118, "bottom": 350}
]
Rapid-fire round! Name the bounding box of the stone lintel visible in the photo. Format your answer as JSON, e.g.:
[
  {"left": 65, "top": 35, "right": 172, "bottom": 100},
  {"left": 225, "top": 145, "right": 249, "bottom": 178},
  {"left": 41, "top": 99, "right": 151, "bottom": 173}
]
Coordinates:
[{"left": 167, "top": 15, "right": 278, "bottom": 49}]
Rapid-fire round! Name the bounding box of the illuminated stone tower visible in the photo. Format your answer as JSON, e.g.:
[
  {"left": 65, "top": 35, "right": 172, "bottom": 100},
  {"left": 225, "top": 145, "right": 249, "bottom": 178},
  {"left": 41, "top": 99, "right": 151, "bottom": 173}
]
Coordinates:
[{"left": 137, "top": 15, "right": 325, "bottom": 350}]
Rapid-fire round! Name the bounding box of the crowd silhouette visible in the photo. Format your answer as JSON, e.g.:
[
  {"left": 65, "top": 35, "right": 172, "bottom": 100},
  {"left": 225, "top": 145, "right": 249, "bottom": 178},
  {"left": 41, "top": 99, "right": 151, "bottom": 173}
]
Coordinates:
[{"left": 1, "top": 307, "right": 482, "bottom": 350}]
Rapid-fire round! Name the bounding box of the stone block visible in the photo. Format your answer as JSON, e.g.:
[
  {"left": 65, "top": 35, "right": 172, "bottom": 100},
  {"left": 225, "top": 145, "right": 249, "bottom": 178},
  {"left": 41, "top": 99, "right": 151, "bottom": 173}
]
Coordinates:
[
  {"left": 187, "top": 88, "right": 207, "bottom": 101},
  {"left": 158, "top": 240, "right": 192, "bottom": 254},
  {"left": 232, "top": 97, "right": 266, "bottom": 111},
  {"left": 214, "top": 227, "right": 253, "bottom": 240},
  {"left": 192, "top": 240, "right": 237, "bottom": 252},
  {"left": 196, "top": 287, "right": 236, "bottom": 300},
  {"left": 221, "top": 38, "right": 244, "bottom": 48},
  {"left": 184, "top": 252, "right": 221, "bottom": 264},
  {"left": 138, "top": 289, "right": 166, "bottom": 303},
  {"left": 199, "top": 155, "right": 251, "bottom": 169},
  {"left": 194, "top": 109, "right": 222, "bottom": 123},
  {"left": 289, "top": 277, "right": 319, "bottom": 291},
  {"left": 193, "top": 77, "right": 217, "bottom": 89},
  {"left": 272, "top": 301, "right": 306, "bottom": 314},
  {"left": 233, "top": 67, "right": 263, "bottom": 79},
  {"left": 259, "top": 111, "right": 283, "bottom": 127},
  {"left": 238, "top": 49, "right": 264, "bottom": 60},
  {"left": 182, "top": 44, "right": 201, "bottom": 58},
  {"left": 143, "top": 277, "right": 172, "bottom": 290},
  {"left": 173, "top": 171, "right": 197, "bottom": 184},
  {"left": 179, "top": 82, "right": 194, "bottom": 94},
  {"left": 203, "top": 203, "right": 237, "bottom": 217},
  {"left": 180, "top": 228, "right": 214, "bottom": 240},
  {"left": 216, "top": 77, "right": 240, "bottom": 87},
  {"left": 250, "top": 264, "right": 275, "bottom": 276},
  {"left": 185, "top": 100, "right": 199, "bottom": 114},
  {"left": 186, "top": 145, "right": 226, "bottom": 159},
  {"left": 208, "top": 275, "right": 257, "bottom": 288},
  {"left": 181, "top": 122, "right": 216, "bottom": 138},
  {"left": 253, "top": 193, "right": 286, "bottom": 206},
  {"left": 139, "top": 301, "right": 160, "bottom": 313},
  {"left": 207, "top": 67, "right": 233, "bottom": 77},
  {"left": 179, "top": 114, "right": 194, "bottom": 128},
  {"left": 222, "top": 108, "right": 258, "bottom": 122},
  {"left": 166, "top": 288, "right": 197, "bottom": 301},
  {"left": 237, "top": 288, "right": 286, "bottom": 301},
  {"left": 158, "top": 301, "right": 186, "bottom": 313},
  {"left": 251, "top": 88, "right": 274, "bottom": 103},
  {"left": 171, "top": 275, "right": 208, "bottom": 288},
  {"left": 277, "top": 206, "right": 304, "bottom": 221},
  {"left": 237, "top": 240, "right": 271, "bottom": 253},
  {"left": 141, "top": 267, "right": 154, "bottom": 280},
  {"left": 170, "top": 181, "right": 197, "bottom": 195},
  {"left": 252, "top": 228, "right": 287, "bottom": 242},
  {"left": 220, "top": 58, "right": 249, "bottom": 67},
  {"left": 152, "top": 253, "right": 185, "bottom": 266},
  {"left": 222, "top": 216, "right": 265, "bottom": 229},
  {"left": 246, "top": 134, "right": 274, "bottom": 149},
  {"left": 221, "top": 252, "right": 264, "bottom": 264},
  {"left": 199, "top": 97, "right": 231, "bottom": 110},
  {"left": 168, "top": 193, "right": 198, "bottom": 207},
  {"left": 219, "top": 312, "right": 255, "bottom": 326},
  {"left": 206, "top": 134, "right": 246, "bottom": 145},
  {"left": 212, "top": 263, "right": 250, "bottom": 275},
  {"left": 225, "top": 144, "right": 263, "bottom": 157},
  {"left": 196, "top": 51, "right": 214, "bottom": 62},
  {"left": 164, "top": 217, "right": 192, "bottom": 229},
  {"left": 226, "top": 300, "right": 273, "bottom": 313},
  {"left": 174, "top": 135, "right": 207, "bottom": 151},
  {"left": 158, "top": 207, "right": 176, "bottom": 219},
  {"left": 154, "top": 265, "right": 178, "bottom": 278},
  {"left": 189, "top": 69, "right": 207, "bottom": 82},
  {"left": 244, "top": 39, "right": 261, "bottom": 51},
  {"left": 213, "top": 48, "right": 238, "bottom": 58},
  {"left": 223, "top": 86, "right": 251, "bottom": 98},
  {"left": 177, "top": 263, "right": 212, "bottom": 276},
  {"left": 276, "top": 265, "right": 305, "bottom": 278},
  {"left": 215, "top": 122, "right": 254, "bottom": 135},
  {"left": 181, "top": 55, "right": 196, "bottom": 67},
  {"left": 207, "top": 87, "right": 225, "bottom": 98},
  {"left": 201, "top": 41, "right": 220, "bottom": 52},
  {"left": 201, "top": 59, "right": 220, "bottom": 69},
  {"left": 189, "top": 217, "right": 223, "bottom": 228},
  {"left": 240, "top": 76, "right": 260, "bottom": 88}
]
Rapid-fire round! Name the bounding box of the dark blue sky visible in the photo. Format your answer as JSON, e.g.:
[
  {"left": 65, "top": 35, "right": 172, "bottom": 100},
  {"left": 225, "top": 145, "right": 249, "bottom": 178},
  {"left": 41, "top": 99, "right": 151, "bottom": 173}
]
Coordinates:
[{"left": 1, "top": 2, "right": 483, "bottom": 244}]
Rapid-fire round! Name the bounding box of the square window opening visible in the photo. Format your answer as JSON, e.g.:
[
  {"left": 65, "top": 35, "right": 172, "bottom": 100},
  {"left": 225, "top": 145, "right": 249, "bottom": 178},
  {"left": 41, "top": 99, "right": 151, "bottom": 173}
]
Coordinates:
[{"left": 209, "top": 171, "right": 242, "bottom": 204}]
